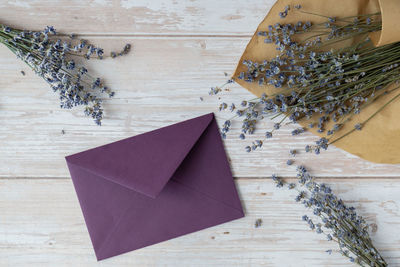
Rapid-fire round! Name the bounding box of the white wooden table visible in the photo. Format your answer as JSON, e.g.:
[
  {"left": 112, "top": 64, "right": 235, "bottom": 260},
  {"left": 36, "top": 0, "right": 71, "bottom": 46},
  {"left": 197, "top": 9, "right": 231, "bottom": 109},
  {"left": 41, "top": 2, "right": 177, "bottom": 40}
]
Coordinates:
[{"left": 1, "top": 1, "right": 400, "bottom": 266}]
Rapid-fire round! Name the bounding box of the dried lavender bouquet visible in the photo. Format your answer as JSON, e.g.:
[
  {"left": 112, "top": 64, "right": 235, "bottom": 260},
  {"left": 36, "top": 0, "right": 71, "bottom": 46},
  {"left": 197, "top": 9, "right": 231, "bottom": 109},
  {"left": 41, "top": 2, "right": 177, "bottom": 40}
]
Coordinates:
[
  {"left": 0, "top": 24, "right": 131, "bottom": 125},
  {"left": 213, "top": 6, "right": 400, "bottom": 154},
  {"left": 272, "top": 167, "right": 387, "bottom": 267}
]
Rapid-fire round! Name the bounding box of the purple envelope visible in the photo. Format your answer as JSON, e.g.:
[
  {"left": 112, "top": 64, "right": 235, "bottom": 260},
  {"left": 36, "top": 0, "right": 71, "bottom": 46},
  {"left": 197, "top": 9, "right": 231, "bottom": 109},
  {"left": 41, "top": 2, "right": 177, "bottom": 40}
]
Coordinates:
[{"left": 65, "top": 113, "right": 244, "bottom": 260}]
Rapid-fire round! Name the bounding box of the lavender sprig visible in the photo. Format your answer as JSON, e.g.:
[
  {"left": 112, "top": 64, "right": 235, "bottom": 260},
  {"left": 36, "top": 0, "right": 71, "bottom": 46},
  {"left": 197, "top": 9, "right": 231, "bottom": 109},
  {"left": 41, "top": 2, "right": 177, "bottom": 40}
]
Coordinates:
[
  {"left": 0, "top": 24, "right": 131, "bottom": 125},
  {"left": 272, "top": 167, "right": 387, "bottom": 266}
]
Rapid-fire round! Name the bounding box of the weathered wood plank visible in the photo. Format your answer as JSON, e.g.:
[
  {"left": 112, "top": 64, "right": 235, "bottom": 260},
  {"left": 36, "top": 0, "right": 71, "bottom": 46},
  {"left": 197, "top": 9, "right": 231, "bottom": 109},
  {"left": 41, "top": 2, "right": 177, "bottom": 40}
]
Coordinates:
[
  {"left": 0, "top": 0, "right": 274, "bottom": 35},
  {"left": 2, "top": 1, "right": 399, "bottom": 266},
  {"left": 1, "top": 37, "right": 400, "bottom": 178},
  {"left": 1, "top": 178, "right": 399, "bottom": 266}
]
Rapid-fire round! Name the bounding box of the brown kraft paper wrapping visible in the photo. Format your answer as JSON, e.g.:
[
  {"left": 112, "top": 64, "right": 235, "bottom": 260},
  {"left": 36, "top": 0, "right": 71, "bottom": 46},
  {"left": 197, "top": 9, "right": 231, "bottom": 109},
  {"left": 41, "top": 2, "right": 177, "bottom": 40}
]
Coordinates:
[{"left": 233, "top": 0, "right": 400, "bottom": 164}]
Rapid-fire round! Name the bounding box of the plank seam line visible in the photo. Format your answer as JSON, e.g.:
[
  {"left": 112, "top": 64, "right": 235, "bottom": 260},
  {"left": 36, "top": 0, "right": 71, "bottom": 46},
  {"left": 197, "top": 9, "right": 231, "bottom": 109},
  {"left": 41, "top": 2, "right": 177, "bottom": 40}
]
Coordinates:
[
  {"left": 58, "top": 33, "right": 253, "bottom": 38},
  {"left": 0, "top": 176, "right": 399, "bottom": 180}
]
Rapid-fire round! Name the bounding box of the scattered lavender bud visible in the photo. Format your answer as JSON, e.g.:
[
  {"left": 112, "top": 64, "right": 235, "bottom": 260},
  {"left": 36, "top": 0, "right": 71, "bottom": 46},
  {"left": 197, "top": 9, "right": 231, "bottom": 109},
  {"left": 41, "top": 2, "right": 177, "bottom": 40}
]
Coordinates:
[
  {"left": 255, "top": 140, "right": 263, "bottom": 148},
  {"left": 209, "top": 87, "right": 222, "bottom": 95},
  {"left": 219, "top": 102, "right": 228, "bottom": 111},
  {"left": 271, "top": 174, "right": 284, "bottom": 188},
  {"left": 265, "top": 131, "right": 273, "bottom": 138},
  {"left": 255, "top": 218, "right": 263, "bottom": 228},
  {"left": 354, "top": 123, "right": 362, "bottom": 130},
  {"left": 110, "top": 43, "right": 131, "bottom": 58}
]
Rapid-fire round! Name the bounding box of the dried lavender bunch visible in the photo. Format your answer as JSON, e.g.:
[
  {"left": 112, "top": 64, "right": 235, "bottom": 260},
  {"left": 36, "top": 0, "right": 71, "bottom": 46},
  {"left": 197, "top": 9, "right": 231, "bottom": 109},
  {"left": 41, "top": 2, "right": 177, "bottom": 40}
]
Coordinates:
[
  {"left": 213, "top": 6, "right": 400, "bottom": 154},
  {"left": 271, "top": 166, "right": 387, "bottom": 266},
  {"left": 0, "top": 24, "right": 131, "bottom": 125}
]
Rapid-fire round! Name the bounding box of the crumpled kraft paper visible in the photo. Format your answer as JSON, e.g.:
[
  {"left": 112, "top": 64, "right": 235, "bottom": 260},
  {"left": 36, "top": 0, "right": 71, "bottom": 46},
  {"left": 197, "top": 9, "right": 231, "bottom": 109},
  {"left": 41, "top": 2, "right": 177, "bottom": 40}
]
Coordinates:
[{"left": 233, "top": 0, "right": 400, "bottom": 164}]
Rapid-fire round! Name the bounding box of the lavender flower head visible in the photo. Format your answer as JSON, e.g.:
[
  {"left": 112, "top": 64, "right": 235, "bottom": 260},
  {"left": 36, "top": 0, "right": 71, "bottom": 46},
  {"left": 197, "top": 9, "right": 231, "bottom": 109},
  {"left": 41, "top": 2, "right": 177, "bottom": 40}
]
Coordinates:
[{"left": 0, "top": 24, "right": 131, "bottom": 125}]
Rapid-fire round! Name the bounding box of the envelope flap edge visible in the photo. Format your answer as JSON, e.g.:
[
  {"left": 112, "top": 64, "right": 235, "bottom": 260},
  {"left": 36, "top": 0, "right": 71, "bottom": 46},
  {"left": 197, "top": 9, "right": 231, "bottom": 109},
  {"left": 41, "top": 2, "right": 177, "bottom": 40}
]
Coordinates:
[{"left": 65, "top": 113, "right": 215, "bottom": 198}]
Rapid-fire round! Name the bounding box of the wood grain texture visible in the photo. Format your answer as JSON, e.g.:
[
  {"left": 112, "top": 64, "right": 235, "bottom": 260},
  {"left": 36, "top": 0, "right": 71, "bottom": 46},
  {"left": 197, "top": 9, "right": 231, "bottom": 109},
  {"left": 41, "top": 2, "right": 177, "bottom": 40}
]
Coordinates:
[
  {"left": 0, "top": 0, "right": 273, "bottom": 35},
  {"left": 1, "top": 0, "right": 400, "bottom": 266},
  {"left": 1, "top": 178, "right": 399, "bottom": 267},
  {"left": 1, "top": 37, "right": 400, "bottom": 178}
]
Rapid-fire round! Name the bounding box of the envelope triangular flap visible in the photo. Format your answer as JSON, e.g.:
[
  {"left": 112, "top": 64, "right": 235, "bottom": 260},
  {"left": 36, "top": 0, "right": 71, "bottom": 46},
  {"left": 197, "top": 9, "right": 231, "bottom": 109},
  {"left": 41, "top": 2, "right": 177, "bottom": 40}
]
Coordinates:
[
  {"left": 170, "top": 115, "right": 243, "bottom": 213},
  {"left": 65, "top": 113, "right": 214, "bottom": 198}
]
